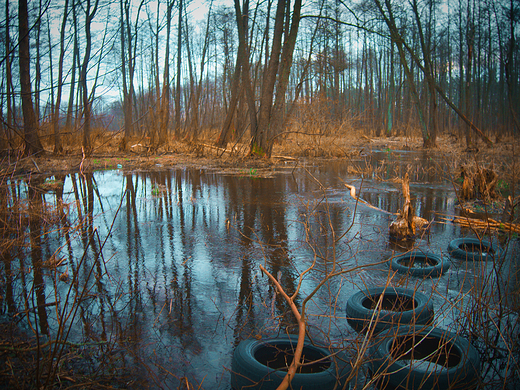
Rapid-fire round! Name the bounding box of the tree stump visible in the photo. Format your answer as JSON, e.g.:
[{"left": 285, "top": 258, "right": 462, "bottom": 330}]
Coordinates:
[{"left": 389, "top": 172, "right": 428, "bottom": 240}]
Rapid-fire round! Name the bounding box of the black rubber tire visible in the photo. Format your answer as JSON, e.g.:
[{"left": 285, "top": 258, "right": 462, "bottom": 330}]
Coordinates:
[
  {"left": 391, "top": 250, "right": 450, "bottom": 278},
  {"left": 346, "top": 287, "right": 434, "bottom": 333},
  {"left": 370, "top": 325, "right": 481, "bottom": 390},
  {"left": 448, "top": 237, "right": 502, "bottom": 261},
  {"left": 345, "top": 287, "right": 434, "bottom": 334},
  {"left": 230, "top": 335, "right": 349, "bottom": 390}
]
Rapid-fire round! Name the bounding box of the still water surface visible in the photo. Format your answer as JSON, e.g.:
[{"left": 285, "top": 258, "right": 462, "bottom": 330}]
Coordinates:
[{"left": 2, "top": 151, "right": 515, "bottom": 388}]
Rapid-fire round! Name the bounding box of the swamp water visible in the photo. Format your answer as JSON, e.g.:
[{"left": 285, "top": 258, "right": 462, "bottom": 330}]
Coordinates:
[{"left": 1, "top": 151, "right": 518, "bottom": 389}]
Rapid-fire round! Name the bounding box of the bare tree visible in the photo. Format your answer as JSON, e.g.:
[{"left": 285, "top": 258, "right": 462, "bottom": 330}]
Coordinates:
[
  {"left": 18, "top": 0, "right": 44, "bottom": 156},
  {"left": 174, "top": 0, "right": 183, "bottom": 137},
  {"left": 3, "top": 0, "right": 15, "bottom": 149},
  {"left": 80, "top": 0, "right": 100, "bottom": 155},
  {"left": 120, "top": 0, "right": 144, "bottom": 151},
  {"left": 52, "top": 0, "right": 70, "bottom": 155}
]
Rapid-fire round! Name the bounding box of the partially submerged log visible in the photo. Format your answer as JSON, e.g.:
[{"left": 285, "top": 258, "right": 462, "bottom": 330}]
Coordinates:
[
  {"left": 440, "top": 215, "right": 520, "bottom": 234},
  {"left": 389, "top": 173, "right": 429, "bottom": 240}
]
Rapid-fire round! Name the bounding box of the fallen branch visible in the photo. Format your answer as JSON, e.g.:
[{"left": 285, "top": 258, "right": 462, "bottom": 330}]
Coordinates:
[
  {"left": 343, "top": 183, "right": 395, "bottom": 215},
  {"left": 440, "top": 215, "right": 520, "bottom": 234}
]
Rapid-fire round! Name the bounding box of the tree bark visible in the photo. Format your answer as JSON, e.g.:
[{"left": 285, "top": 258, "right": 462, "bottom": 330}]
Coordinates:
[
  {"left": 80, "top": 0, "right": 99, "bottom": 155},
  {"left": 252, "top": 0, "right": 286, "bottom": 156},
  {"left": 374, "top": 0, "right": 429, "bottom": 145},
  {"left": 268, "top": 0, "right": 302, "bottom": 157},
  {"left": 174, "top": 0, "right": 183, "bottom": 137},
  {"left": 18, "top": 0, "right": 44, "bottom": 156},
  {"left": 4, "top": 0, "right": 14, "bottom": 149},
  {"left": 53, "top": 0, "right": 69, "bottom": 155}
]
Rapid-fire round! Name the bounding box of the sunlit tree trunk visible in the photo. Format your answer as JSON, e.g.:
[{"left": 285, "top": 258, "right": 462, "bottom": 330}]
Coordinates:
[{"left": 18, "top": 0, "right": 44, "bottom": 156}]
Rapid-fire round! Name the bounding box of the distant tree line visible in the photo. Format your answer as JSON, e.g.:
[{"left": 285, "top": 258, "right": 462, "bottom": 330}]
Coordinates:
[{"left": 0, "top": 0, "right": 518, "bottom": 157}]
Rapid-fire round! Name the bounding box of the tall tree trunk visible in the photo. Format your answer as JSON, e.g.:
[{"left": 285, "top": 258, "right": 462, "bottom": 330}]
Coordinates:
[
  {"left": 464, "top": 0, "right": 474, "bottom": 148},
  {"left": 158, "top": 0, "right": 173, "bottom": 147},
  {"left": 120, "top": 0, "right": 131, "bottom": 151},
  {"left": 374, "top": 0, "right": 428, "bottom": 145},
  {"left": 217, "top": 0, "right": 257, "bottom": 149},
  {"left": 120, "top": 0, "right": 143, "bottom": 150},
  {"left": 411, "top": 0, "right": 437, "bottom": 147},
  {"left": 251, "top": 0, "right": 286, "bottom": 156},
  {"left": 34, "top": 0, "right": 42, "bottom": 122},
  {"left": 66, "top": 0, "right": 79, "bottom": 132},
  {"left": 190, "top": 0, "right": 213, "bottom": 140},
  {"left": 174, "top": 0, "right": 183, "bottom": 137},
  {"left": 268, "top": 0, "right": 302, "bottom": 157},
  {"left": 505, "top": 0, "right": 519, "bottom": 134},
  {"left": 387, "top": 41, "right": 395, "bottom": 136},
  {"left": 53, "top": 0, "right": 69, "bottom": 155},
  {"left": 18, "top": 0, "right": 44, "bottom": 156},
  {"left": 80, "top": 0, "right": 99, "bottom": 155},
  {"left": 4, "top": 0, "right": 14, "bottom": 149}
]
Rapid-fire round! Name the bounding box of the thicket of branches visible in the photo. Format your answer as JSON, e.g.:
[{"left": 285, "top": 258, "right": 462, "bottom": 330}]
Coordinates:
[{"left": 1, "top": 0, "right": 519, "bottom": 157}]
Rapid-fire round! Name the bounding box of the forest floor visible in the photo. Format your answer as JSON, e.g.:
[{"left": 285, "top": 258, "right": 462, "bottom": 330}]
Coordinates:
[
  {"left": 3, "top": 131, "right": 518, "bottom": 221},
  {"left": 2, "top": 131, "right": 519, "bottom": 181}
]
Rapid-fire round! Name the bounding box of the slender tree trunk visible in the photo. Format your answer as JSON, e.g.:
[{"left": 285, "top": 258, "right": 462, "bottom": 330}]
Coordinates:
[
  {"left": 80, "top": 0, "right": 99, "bottom": 155},
  {"left": 505, "top": 0, "right": 519, "bottom": 134},
  {"left": 464, "top": 0, "right": 474, "bottom": 148},
  {"left": 411, "top": 0, "right": 437, "bottom": 147},
  {"left": 53, "top": 0, "right": 69, "bottom": 155},
  {"left": 120, "top": 0, "right": 131, "bottom": 150},
  {"left": 387, "top": 41, "right": 395, "bottom": 136},
  {"left": 158, "top": 0, "right": 173, "bottom": 146},
  {"left": 174, "top": 0, "right": 183, "bottom": 137},
  {"left": 217, "top": 0, "right": 257, "bottom": 149},
  {"left": 190, "top": 0, "right": 213, "bottom": 140},
  {"left": 66, "top": 0, "right": 79, "bottom": 132},
  {"left": 252, "top": 0, "right": 286, "bottom": 156},
  {"left": 268, "top": 0, "right": 302, "bottom": 156},
  {"left": 374, "top": 0, "right": 428, "bottom": 144},
  {"left": 34, "top": 0, "right": 42, "bottom": 122},
  {"left": 4, "top": 0, "right": 14, "bottom": 149},
  {"left": 18, "top": 0, "right": 44, "bottom": 156}
]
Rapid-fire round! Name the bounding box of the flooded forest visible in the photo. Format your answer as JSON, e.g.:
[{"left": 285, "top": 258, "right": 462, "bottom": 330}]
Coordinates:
[{"left": 1, "top": 0, "right": 520, "bottom": 389}]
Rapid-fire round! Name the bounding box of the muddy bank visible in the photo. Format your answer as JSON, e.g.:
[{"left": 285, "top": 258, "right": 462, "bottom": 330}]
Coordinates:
[{"left": 2, "top": 135, "right": 519, "bottom": 183}]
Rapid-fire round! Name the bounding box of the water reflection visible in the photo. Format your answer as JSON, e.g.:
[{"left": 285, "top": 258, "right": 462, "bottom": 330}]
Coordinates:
[{"left": 1, "top": 154, "right": 508, "bottom": 388}]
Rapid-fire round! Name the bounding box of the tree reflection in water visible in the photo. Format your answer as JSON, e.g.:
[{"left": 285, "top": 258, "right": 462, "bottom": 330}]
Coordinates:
[{"left": 2, "top": 157, "right": 502, "bottom": 389}]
